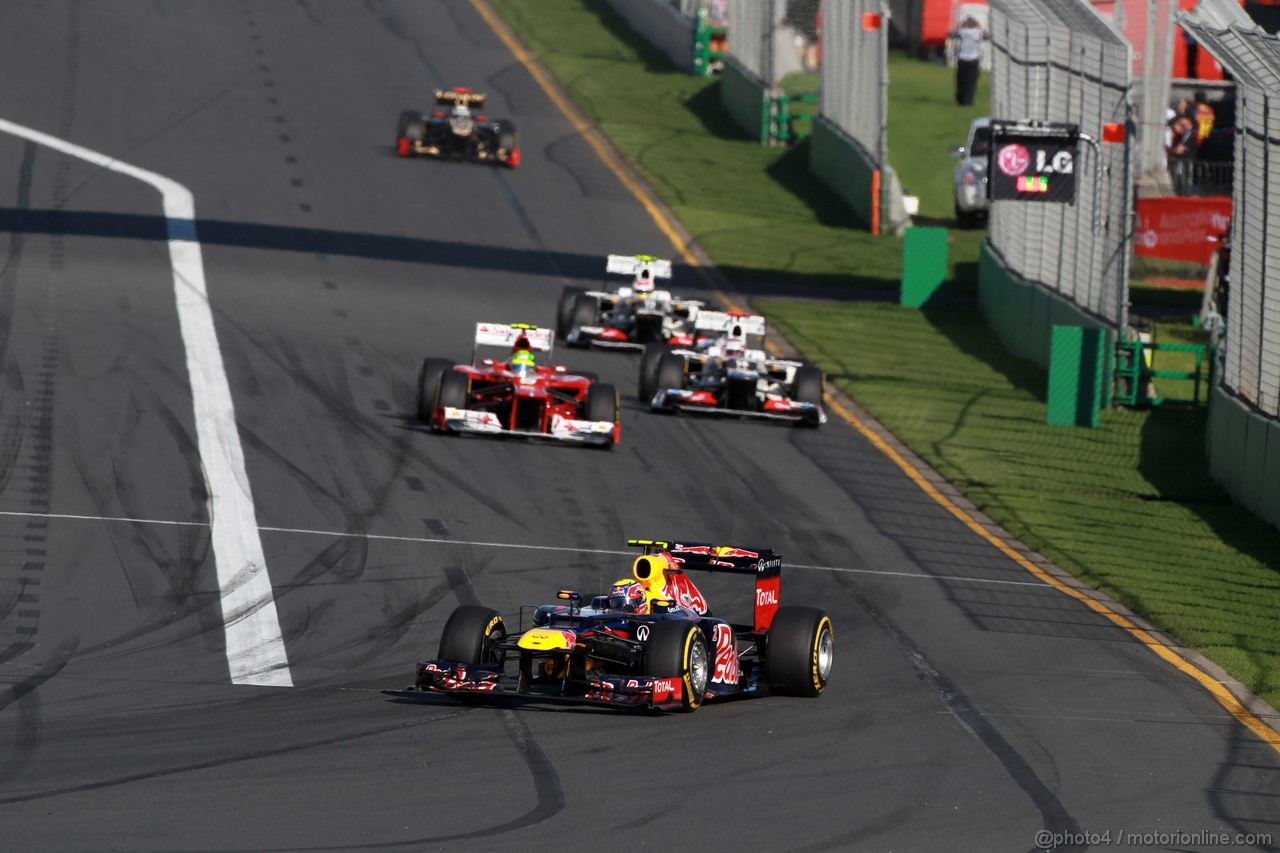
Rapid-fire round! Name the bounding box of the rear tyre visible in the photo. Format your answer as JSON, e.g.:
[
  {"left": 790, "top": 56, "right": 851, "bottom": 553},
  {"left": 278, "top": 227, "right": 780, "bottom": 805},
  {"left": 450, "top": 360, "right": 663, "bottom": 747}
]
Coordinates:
[
  {"left": 417, "top": 358, "right": 454, "bottom": 422},
  {"left": 585, "top": 382, "right": 619, "bottom": 423},
  {"left": 438, "top": 605, "right": 507, "bottom": 667},
  {"left": 638, "top": 342, "right": 668, "bottom": 402},
  {"left": 766, "top": 606, "right": 833, "bottom": 697},
  {"left": 567, "top": 294, "right": 600, "bottom": 347},
  {"left": 436, "top": 369, "right": 470, "bottom": 411},
  {"left": 642, "top": 620, "right": 709, "bottom": 712},
  {"left": 792, "top": 364, "right": 824, "bottom": 427},
  {"left": 556, "top": 287, "right": 586, "bottom": 340},
  {"left": 404, "top": 119, "right": 427, "bottom": 146}
]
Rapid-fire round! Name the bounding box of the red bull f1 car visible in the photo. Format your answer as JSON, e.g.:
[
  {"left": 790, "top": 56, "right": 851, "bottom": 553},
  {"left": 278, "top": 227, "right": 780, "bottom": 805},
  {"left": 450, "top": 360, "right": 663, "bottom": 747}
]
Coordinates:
[
  {"left": 417, "top": 322, "right": 620, "bottom": 447},
  {"left": 641, "top": 311, "right": 826, "bottom": 426},
  {"left": 412, "top": 539, "right": 835, "bottom": 712},
  {"left": 395, "top": 87, "right": 520, "bottom": 168},
  {"left": 557, "top": 254, "right": 703, "bottom": 350}
]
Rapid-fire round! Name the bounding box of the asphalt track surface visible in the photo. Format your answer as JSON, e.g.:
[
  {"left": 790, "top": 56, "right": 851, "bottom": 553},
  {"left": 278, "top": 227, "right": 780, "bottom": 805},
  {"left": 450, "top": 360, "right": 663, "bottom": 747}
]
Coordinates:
[{"left": 0, "top": 2, "right": 1276, "bottom": 851}]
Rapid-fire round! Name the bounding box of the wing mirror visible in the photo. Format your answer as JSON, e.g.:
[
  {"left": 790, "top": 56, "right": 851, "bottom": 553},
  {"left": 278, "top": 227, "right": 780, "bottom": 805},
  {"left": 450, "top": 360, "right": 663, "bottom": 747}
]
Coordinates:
[{"left": 949, "top": 145, "right": 966, "bottom": 158}]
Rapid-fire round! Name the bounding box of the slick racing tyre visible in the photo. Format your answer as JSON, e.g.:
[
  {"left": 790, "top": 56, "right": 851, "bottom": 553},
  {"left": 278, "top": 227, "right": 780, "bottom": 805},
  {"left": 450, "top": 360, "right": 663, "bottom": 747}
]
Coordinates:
[
  {"left": 567, "top": 294, "right": 600, "bottom": 346},
  {"left": 494, "top": 121, "right": 520, "bottom": 168},
  {"left": 436, "top": 369, "right": 470, "bottom": 411},
  {"left": 792, "top": 365, "right": 824, "bottom": 427},
  {"left": 556, "top": 287, "right": 586, "bottom": 340},
  {"left": 585, "top": 384, "right": 619, "bottom": 449},
  {"left": 765, "top": 606, "right": 833, "bottom": 697},
  {"left": 654, "top": 352, "right": 687, "bottom": 406},
  {"left": 396, "top": 110, "right": 420, "bottom": 156},
  {"left": 417, "top": 358, "right": 454, "bottom": 422},
  {"left": 438, "top": 605, "right": 507, "bottom": 667},
  {"left": 642, "top": 620, "right": 709, "bottom": 712},
  {"left": 638, "top": 342, "right": 668, "bottom": 402}
]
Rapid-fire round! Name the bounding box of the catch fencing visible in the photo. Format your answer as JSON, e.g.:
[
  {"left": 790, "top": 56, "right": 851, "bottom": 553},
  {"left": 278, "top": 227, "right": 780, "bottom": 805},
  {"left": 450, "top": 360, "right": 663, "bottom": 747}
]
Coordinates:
[
  {"left": 809, "top": 0, "right": 907, "bottom": 234},
  {"left": 983, "top": 0, "right": 1133, "bottom": 358},
  {"left": 602, "top": 0, "right": 725, "bottom": 75},
  {"left": 1180, "top": 6, "right": 1280, "bottom": 529}
]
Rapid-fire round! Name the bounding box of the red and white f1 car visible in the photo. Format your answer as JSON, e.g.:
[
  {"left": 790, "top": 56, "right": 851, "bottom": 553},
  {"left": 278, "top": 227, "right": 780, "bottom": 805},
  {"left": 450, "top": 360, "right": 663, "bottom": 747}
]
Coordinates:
[
  {"left": 556, "top": 254, "right": 703, "bottom": 350},
  {"left": 416, "top": 323, "right": 620, "bottom": 447},
  {"left": 640, "top": 311, "right": 826, "bottom": 426}
]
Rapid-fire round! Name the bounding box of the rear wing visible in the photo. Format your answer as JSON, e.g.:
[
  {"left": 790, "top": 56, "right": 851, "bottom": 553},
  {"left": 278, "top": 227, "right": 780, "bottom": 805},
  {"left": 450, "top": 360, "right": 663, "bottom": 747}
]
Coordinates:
[
  {"left": 694, "top": 311, "right": 767, "bottom": 339},
  {"left": 627, "top": 538, "right": 781, "bottom": 631},
  {"left": 473, "top": 322, "right": 553, "bottom": 364},
  {"left": 606, "top": 254, "right": 672, "bottom": 280},
  {"left": 435, "top": 87, "right": 487, "bottom": 107}
]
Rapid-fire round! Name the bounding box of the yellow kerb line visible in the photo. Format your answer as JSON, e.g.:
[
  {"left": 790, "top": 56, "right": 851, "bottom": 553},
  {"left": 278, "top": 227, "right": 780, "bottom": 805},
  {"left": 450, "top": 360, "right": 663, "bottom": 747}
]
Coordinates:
[{"left": 469, "top": 0, "right": 1280, "bottom": 751}]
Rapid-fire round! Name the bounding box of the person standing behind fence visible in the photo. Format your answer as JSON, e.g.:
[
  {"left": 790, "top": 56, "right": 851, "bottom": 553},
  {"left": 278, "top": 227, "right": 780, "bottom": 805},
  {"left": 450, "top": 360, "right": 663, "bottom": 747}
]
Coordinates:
[
  {"left": 1193, "top": 91, "right": 1215, "bottom": 142},
  {"left": 952, "top": 17, "right": 985, "bottom": 106}
]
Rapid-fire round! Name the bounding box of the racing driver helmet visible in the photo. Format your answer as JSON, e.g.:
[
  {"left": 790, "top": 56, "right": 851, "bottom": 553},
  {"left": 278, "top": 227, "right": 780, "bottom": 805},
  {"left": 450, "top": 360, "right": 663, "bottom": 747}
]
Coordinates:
[
  {"left": 609, "top": 579, "right": 647, "bottom": 613},
  {"left": 509, "top": 348, "right": 537, "bottom": 378},
  {"left": 632, "top": 267, "right": 654, "bottom": 295},
  {"left": 721, "top": 338, "right": 747, "bottom": 362}
]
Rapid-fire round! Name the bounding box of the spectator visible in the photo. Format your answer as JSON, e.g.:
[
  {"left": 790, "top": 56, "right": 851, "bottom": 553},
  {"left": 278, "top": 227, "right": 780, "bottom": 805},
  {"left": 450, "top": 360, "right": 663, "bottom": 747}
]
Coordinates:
[
  {"left": 1193, "top": 91, "right": 1216, "bottom": 142},
  {"left": 952, "top": 16, "right": 985, "bottom": 106},
  {"left": 1167, "top": 115, "right": 1197, "bottom": 194}
]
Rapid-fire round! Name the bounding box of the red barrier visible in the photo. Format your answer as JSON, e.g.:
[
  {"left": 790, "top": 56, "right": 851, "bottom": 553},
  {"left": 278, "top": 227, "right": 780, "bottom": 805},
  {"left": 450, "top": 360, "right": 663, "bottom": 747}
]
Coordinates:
[{"left": 1134, "top": 196, "right": 1231, "bottom": 265}]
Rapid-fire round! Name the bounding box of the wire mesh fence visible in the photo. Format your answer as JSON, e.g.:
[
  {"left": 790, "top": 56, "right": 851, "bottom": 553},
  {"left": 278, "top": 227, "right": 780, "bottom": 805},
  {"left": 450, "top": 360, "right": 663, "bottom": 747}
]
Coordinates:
[
  {"left": 819, "top": 0, "right": 888, "bottom": 164},
  {"left": 1179, "top": 11, "right": 1280, "bottom": 418},
  {"left": 987, "top": 0, "right": 1133, "bottom": 329},
  {"left": 726, "top": 0, "right": 774, "bottom": 83}
]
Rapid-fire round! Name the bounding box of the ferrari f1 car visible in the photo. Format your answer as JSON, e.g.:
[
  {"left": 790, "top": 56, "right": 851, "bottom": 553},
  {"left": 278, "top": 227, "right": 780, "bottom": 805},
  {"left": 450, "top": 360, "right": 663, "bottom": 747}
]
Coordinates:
[
  {"left": 417, "top": 322, "right": 620, "bottom": 447},
  {"left": 640, "top": 311, "right": 826, "bottom": 426},
  {"left": 395, "top": 87, "right": 520, "bottom": 168},
  {"left": 557, "top": 254, "right": 703, "bottom": 350},
  {"left": 413, "top": 538, "right": 834, "bottom": 712}
]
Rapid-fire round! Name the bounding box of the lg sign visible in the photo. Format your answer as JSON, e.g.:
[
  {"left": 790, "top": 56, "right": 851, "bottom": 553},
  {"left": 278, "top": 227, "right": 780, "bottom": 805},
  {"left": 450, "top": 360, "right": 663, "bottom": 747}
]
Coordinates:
[{"left": 988, "top": 124, "right": 1079, "bottom": 204}]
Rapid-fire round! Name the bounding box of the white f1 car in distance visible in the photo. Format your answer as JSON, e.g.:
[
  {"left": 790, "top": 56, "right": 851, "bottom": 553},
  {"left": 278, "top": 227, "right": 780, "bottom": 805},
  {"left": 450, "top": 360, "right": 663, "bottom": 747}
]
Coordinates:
[
  {"left": 639, "top": 311, "right": 825, "bottom": 426},
  {"left": 557, "top": 254, "right": 704, "bottom": 350}
]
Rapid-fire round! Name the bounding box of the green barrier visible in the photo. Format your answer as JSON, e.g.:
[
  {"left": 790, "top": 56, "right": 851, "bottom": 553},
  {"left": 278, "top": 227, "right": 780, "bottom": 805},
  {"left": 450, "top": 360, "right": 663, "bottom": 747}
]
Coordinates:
[
  {"left": 1207, "top": 384, "right": 1280, "bottom": 530},
  {"left": 809, "top": 116, "right": 878, "bottom": 232},
  {"left": 720, "top": 58, "right": 769, "bottom": 144},
  {"left": 692, "top": 14, "right": 725, "bottom": 76},
  {"left": 1046, "top": 326, "right": 1104, "bottom": 427},
  {"left": 900, "top": 227, "right": 949, "bottom": 308},
  {"left": 770, "top": 92, "right": 819, "bottom": 144},
  {"left": 1113, "top": 340, "right": 1209, "bottom": 406}
]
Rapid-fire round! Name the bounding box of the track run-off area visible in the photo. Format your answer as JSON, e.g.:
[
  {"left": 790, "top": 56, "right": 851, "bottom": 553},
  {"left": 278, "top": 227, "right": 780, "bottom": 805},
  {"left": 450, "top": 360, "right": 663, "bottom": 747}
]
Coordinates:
[{"left": 0, "top": 2, "right": 1276, "bottom": 850}]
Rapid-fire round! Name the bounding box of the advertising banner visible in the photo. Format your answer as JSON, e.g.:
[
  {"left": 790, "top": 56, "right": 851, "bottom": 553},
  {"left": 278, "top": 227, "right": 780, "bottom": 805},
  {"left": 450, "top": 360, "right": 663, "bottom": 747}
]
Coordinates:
[{"left": 1134, "top": 196, "right": 1231, "bottom": 264}]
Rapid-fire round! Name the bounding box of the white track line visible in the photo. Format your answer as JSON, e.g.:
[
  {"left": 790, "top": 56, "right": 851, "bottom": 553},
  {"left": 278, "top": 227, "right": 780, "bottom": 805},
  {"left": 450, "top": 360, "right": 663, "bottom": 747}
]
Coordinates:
[
  {"left": 0, "top": 509, "right": 1050, "bottom": 589},
  {"left": 0, "top": 119, "right": 291, "bottom": 687}
]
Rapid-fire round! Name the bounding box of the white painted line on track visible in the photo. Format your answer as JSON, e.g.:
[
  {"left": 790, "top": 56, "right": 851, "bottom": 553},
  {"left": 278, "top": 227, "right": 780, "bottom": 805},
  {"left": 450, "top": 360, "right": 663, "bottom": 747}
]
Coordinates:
[
  {"left": 0, "top": 509, "right": 1051, "bottom": 589},
  {"left": 0, "top": 119, "right": 292, "bottom": 687}
]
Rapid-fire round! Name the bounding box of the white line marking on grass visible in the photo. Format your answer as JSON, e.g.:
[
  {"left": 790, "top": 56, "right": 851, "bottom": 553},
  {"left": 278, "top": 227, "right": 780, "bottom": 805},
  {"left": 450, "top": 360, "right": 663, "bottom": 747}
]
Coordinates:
[
  {"left": 0, "top": 119, "right": 291, "bottom": 687},
  {"left": 0, "top": 509, "right": 1050, "bottom": 589}
]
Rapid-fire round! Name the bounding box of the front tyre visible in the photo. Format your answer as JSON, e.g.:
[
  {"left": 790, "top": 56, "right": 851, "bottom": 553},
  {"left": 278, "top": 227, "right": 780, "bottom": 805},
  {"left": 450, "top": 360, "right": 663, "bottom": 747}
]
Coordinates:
[
  {"left": 792, "top": 364, "right": 824, "bottom": 427},
  {"left": 438, "top": 605, "right": 507, "bottom": 667},
  {"left": 556, "top": 287, "right": 586, "bottom": 340},
  {"left": 417, "top": 358, "right": 454, "bottom": 422},
  {"left": 642, "top": 620, "right": 709, "bottom": 712},
  {"left": 766, "top": 606, "right": 833, "bottom": 697},
  {"left": 638, "top": 342, "right": 668, "bottom": 402}
]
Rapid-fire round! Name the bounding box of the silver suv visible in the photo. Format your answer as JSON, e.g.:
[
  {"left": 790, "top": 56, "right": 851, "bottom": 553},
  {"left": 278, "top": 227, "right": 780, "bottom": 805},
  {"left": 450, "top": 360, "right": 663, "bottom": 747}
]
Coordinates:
[{"left": 950, "top": 118, "right": 990, "bottom": 228}]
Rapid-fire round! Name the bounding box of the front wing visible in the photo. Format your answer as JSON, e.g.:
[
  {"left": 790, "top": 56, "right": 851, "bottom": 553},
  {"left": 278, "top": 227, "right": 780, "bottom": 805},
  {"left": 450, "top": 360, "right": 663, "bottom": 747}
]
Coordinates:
[
  {"left": 436, "top": 407, "right": 617, "bottom": 445},
  {"left": 650, "top": 390, "right": 826, "bottom": 424},
  {"left": 414, "top": 660, "right": 686, "bottom": 710}
]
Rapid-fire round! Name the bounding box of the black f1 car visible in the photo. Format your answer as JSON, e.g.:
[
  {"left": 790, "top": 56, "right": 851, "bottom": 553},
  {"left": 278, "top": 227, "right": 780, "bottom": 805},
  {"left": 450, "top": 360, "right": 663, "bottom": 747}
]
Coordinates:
[
  {"left": 395, "top": 87, "right": 520, "bottom": 168},
  {"left": 412, "top": 538, "right": 835, "bottom": 712},
  {"left": 641, "top": 311, "right": 826, "bottom": 426},
  {"left": 557, "top": 254, "right": 703, "bottom": 350}
]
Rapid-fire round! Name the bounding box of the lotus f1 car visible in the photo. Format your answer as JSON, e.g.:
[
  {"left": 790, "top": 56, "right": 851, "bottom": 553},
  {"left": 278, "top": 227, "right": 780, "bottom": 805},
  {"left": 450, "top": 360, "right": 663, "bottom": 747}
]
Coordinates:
[
  {"left": 417, "top": 322, "right": 620, "bottom": 447},
  {"left": 413, "top": 539, "right": 834, "bottom": 712},
  {"left": 557, "top": 254, "right": 703, "bottom": 350},
  {"left": 395, "top": 87, "right": 520, "bottom": 168},
  {"left": 641, "top": 311, "right": 826, "bottom": 426}
]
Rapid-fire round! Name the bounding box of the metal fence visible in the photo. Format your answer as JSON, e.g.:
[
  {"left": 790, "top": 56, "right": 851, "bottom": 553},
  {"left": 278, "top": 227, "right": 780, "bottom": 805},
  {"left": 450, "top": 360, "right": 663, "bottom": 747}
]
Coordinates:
[
  {"left": 819, "top": 0, "right": 888, "bottom": 165},
  {"left": 1180, "top": 8, "right": 1280, "bottom": 418},
  {"left": 987, "top": 0, "right": 1133, "bottom": 329}
]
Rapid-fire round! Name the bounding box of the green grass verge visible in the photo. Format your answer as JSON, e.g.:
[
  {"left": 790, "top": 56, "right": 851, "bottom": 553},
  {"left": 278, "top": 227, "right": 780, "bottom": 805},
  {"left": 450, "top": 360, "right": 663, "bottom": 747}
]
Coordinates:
[
  {"left": 489, "top": 0, "right": 1280, "bottom": 710},
  {"left": 491, "top": 0, "right": 985, "bottom": 292},
  {"left": 765, "top": 300, "right": 1280, "bottom": 709}
]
